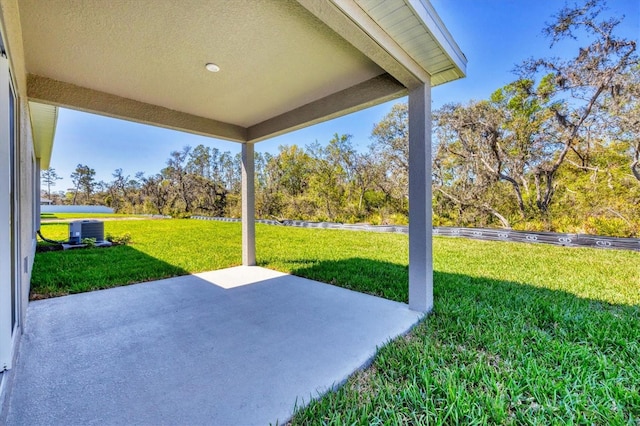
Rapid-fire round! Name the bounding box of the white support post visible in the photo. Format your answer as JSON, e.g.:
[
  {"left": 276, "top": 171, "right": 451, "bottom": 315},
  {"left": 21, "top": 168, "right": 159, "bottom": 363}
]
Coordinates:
[
  {"left": 241, "top": 142, "right": 256, "bottom": 266},
  {"left": 408, "top": 82, "right": 433, "bottom": 312}
]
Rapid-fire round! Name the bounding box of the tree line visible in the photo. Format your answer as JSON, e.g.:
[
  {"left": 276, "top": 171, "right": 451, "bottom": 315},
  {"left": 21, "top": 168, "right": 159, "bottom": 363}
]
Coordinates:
[
  {"left": 432, "top": 0, "right": 639, "bottom": 235},
  {"left": 41, "top": 1, "right": 639, "bottom": 236}
]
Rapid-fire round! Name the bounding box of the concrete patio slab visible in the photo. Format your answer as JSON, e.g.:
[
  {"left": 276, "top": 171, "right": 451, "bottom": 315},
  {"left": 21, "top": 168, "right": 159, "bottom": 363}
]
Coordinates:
[{"left": 5, "top": 266, "right": 423, "bottom": 425}]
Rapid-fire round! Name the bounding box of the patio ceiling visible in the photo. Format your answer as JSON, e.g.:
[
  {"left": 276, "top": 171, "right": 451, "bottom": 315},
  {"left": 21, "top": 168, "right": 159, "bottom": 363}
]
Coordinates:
[{"left": 6, "top": 0, "right": 465, "bottom": 149}]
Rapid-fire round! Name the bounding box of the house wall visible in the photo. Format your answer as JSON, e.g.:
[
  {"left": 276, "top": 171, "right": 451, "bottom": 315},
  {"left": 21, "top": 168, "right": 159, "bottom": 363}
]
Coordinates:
[
  {"left": 18, "top": 96, "right": 36, "bottom": 327},
  {"left": 0, "top": 5, "right": 38, "bottom": 415},
  {"left": 0, "top": 93, "right": 35, "bottom": 423}
]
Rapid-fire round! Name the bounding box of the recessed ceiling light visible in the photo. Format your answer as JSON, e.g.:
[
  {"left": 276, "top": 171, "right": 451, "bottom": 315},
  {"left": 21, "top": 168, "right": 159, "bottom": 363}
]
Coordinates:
[{"left": 205, "top": 63, "right": 220, "bottom": 73}]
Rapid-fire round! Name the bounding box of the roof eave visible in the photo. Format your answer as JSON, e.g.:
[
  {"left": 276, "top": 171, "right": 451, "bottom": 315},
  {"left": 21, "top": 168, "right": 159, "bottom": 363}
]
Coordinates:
[
  {"left": 405, "top": 0, "right": 467, "bottom": 84},
  {"left": 321, "top": 0, "right": 467, "bottom": 88},
  {"left": 29, "top": 101, "right": 57, "bottom": 169}
]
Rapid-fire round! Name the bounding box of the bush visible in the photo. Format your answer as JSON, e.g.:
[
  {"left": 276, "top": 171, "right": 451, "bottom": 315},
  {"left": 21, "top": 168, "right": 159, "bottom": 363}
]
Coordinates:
[
  {"left": 583, "top": 216, "right": 637, "bottom": 238},
  {"left": 389, "top": 213, "right": 408, "bottom": 225},
  {"left": 432, "top": 214, "right": 455, "bottom": 227},
  {"left": 81, "top": 237, "right": 97, "bottom": 247},
  {"left": 170, "top": 212, "right": 192, "bottom": 219},
  {"left": 512, "top": 220, "right": 546, "bottom": 232},
  {"left": 366, "top": 213, "right": 382, "bottom": 225},
  {"left": 106, "top": 232, "right": 132, "bottom": 245}
]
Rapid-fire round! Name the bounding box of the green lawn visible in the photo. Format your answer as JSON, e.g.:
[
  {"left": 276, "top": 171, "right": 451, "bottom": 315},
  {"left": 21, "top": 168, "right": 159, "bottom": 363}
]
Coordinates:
[
  {"left": 32, "top": 218, "right": 640, "bottom": 424},
  {"left": 33, "top": 219, "right": 242, "bottom": 297}
]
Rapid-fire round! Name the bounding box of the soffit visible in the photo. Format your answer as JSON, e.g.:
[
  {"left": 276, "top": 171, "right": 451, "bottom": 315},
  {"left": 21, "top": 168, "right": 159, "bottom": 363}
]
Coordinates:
[
  {"left": 29, "top": 101, "right": 57, "bottom": 169},
  {"left": 351, "top": 0, "right": 467, "bottom": 86}
]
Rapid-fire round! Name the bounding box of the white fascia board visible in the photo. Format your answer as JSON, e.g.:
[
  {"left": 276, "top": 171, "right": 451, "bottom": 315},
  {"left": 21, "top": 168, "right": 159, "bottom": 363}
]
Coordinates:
[{"left": 405, "top": 0, "right": 467, "bottom": 77}]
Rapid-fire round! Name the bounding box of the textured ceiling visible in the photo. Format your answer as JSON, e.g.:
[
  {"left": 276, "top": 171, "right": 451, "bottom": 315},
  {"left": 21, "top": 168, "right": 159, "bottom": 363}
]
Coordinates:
[{"left": 19, "top": 0, "right": 385, "bottom": 128}]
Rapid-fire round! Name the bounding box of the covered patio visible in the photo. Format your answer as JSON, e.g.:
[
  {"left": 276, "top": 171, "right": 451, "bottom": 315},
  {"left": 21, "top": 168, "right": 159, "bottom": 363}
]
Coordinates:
[
  {"left": 0, "top": 0, "right": 466, "bottom": 423},
  {"left": 12, "top": 0, "right": 467, "bottom": 312},
  {"left": 6, "top": 267, "right": 422, "bottom": 425}
]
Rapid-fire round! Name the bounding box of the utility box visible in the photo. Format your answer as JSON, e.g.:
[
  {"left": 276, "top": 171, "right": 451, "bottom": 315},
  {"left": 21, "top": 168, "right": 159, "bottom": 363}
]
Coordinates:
[{"left": 68, "top": 220, "right": 104, "bottom": 244}]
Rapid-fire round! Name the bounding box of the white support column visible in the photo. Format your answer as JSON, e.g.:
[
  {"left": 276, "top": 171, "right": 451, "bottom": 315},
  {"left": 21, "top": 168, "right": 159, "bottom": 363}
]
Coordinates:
[
  {"left": 408, "top": 82, "right": 433, "bottom": 312},
  {"left": 241, "top": 142, "right": 256, "bottom": 266}
]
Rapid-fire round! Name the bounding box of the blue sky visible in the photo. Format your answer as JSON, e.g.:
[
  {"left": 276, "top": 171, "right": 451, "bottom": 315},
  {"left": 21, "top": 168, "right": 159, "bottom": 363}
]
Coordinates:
[{"left": 49, "top": 0, "right": 639, "bottom": 191}]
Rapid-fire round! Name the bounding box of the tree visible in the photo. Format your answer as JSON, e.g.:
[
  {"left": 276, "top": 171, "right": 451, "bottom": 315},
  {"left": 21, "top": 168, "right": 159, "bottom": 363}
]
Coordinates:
[
  {"left": 187, "top": 144, "right": 212, "bottom": 179},
  {"left": 434, "top": 100, "right": 517, "bottom": 228},
  {"left": 352, "top": 150, "right": 380, "bottom": 214},
  {"left": 184, "top": 145, "right": 228, "bottom": 215},
  {"left": 101, "top": 169, "right": 141, "bottom": 212},
  {"left": 606, "top": 66, "right": 640, "bottom": 181},
  {"left": 370, "top": 103, "right": 410, "bottom": 212},
  {"left": 70, "top": 164, "right": 96, "bottom": 204},
  {"left": 263, "top": 145, "right": 314, "bottom": 219},
  {"left": 273, "top": 145, "right": 311, "bottom": 199},
  {"left": 518, "top": 0, "right": 638, "bottom": 213},
  {"left": 139, "top": 173, "right": 172, "bottom": 215},
  {"left": 164, "top": 147, "right": 194, "bottom": 213},
  {"left": 255, "top": 151, "right": 285, "bottom": 219},
  {"left": 41, "top": 167, "right": 62, "bottom": 199},
  {"left": 432, "top": 0, "right": 638, "bottom": 229},
  {"left": 433, "top": 78, "right": 556, "bottom": 227},
  {"left": 307, "top": 137, "right": 349, "bottom": 220}
]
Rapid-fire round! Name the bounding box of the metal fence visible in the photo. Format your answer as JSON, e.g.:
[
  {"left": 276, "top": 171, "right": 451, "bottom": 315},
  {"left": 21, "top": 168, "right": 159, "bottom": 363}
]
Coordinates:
[
  {"left": 41, "top": 205, "right": 115, "bottom": 214},
  {"left": 190, "top": 216, "right": 640, "bottom": 252},
  {"left": 432, "top": 227, "right": 640, "bottom": 251}
]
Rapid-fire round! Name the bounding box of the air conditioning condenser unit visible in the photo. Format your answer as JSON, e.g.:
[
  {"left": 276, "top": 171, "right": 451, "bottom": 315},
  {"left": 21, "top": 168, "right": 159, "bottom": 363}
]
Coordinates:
[{"left": 68, "top": 220, "right": 104, "bottom": 244}]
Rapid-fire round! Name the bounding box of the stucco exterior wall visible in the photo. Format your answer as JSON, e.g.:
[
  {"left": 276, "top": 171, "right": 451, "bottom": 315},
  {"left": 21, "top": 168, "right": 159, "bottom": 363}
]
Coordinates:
[
  {"left": 18, "top": 96, "right": 35, "bottom": 327},
  {"left": 0, "top": 58, "right": 37, "bottom": 425},
  {"left": 0, "top": 53, "right": 34, "bottom": 419}
]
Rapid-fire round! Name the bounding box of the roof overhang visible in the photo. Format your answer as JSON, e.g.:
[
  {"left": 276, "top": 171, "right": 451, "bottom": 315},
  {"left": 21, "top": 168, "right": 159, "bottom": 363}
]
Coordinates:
[
  {"left": 3, "top": 0, "right": 466, "bottom": 145},
  {"left": 28, "top": 101, "right": 57, "bottom": 169}
]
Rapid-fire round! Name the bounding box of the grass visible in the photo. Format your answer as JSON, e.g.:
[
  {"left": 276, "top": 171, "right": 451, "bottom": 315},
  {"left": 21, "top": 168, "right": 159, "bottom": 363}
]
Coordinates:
[
  {"left": 32, "top": 219, "right": 242, "bottom": 297},
  {"left": 32, "top": 218, "right": 640, "bottom": 423}
]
